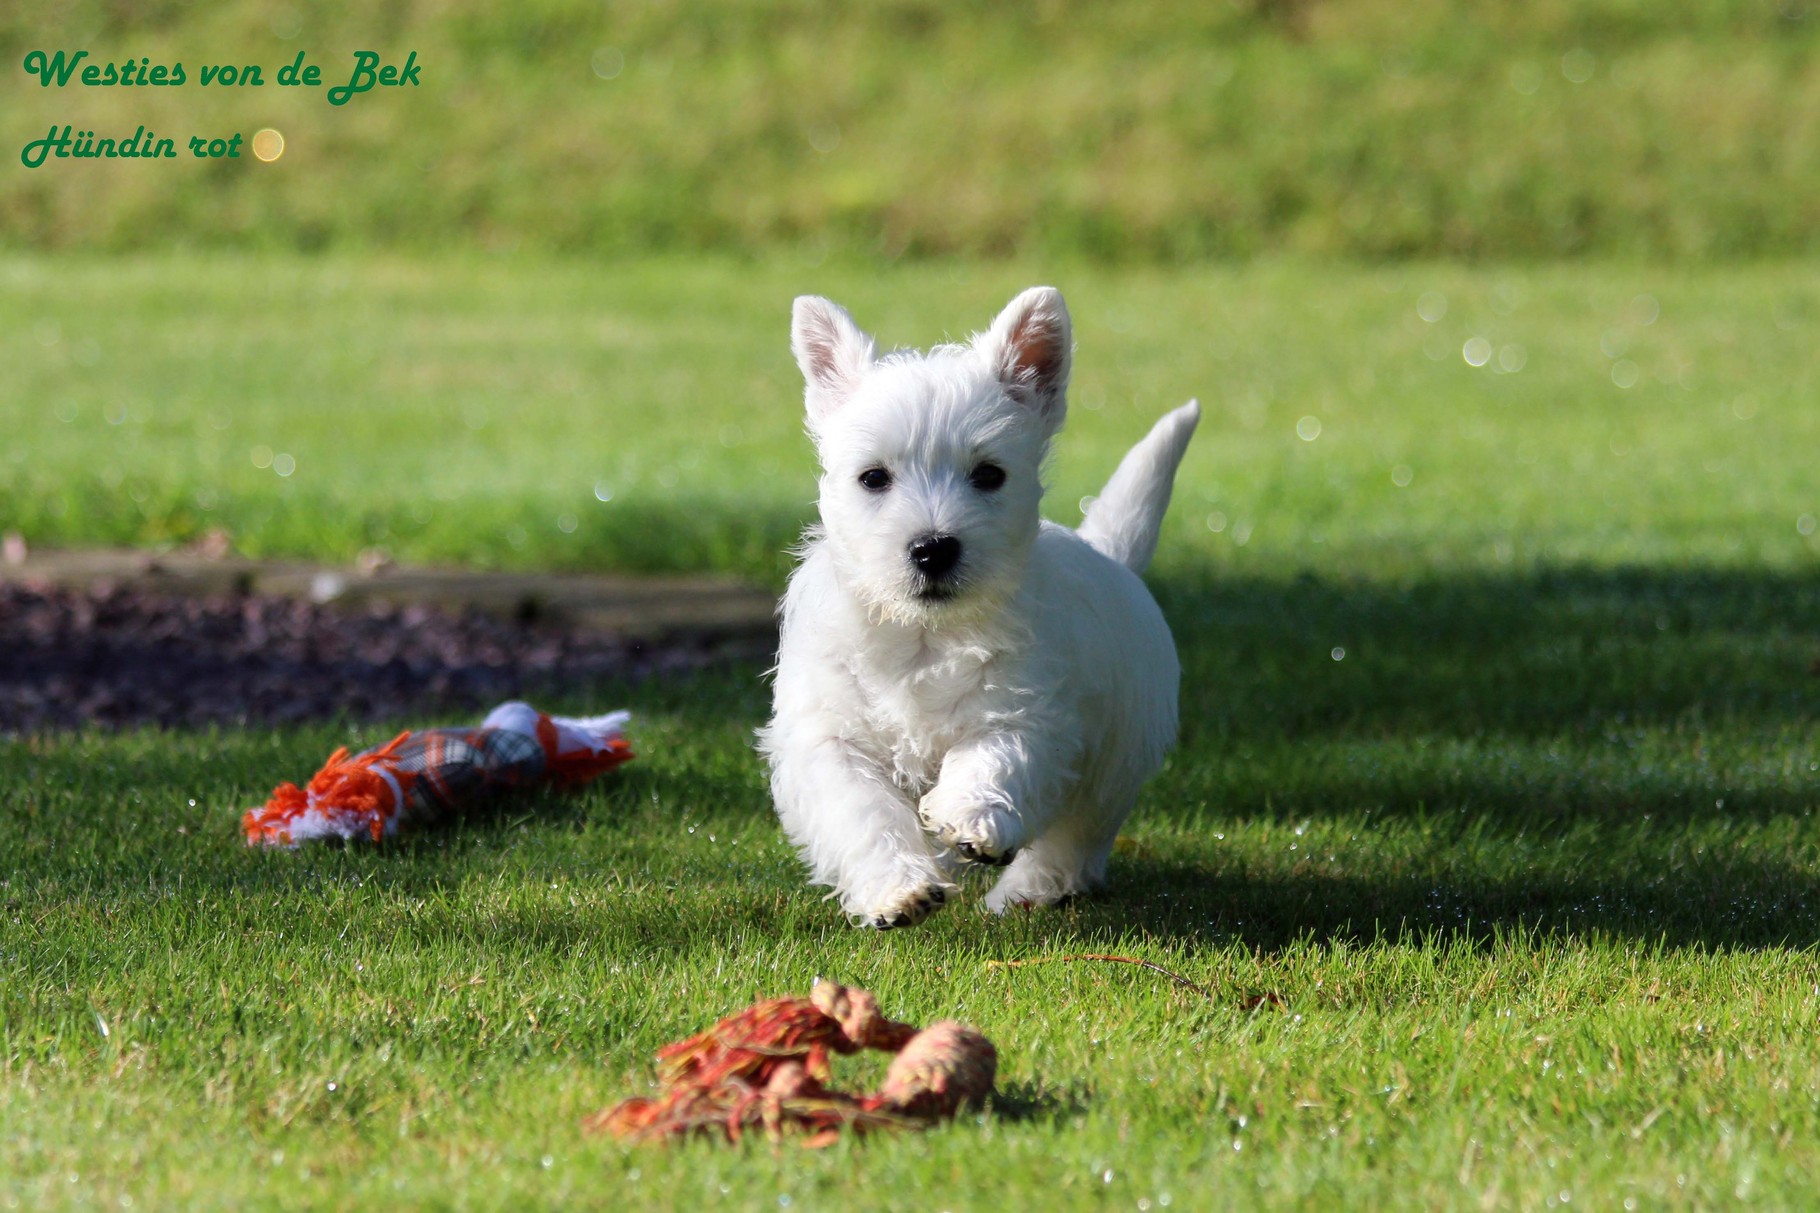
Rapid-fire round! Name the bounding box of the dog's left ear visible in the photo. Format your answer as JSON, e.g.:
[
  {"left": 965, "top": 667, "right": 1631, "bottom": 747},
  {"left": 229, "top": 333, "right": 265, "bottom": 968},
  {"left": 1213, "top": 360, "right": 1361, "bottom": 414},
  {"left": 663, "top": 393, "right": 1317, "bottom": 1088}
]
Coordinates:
[{"left": 978, "top": 286, "right": 1071, "bottom": 424}]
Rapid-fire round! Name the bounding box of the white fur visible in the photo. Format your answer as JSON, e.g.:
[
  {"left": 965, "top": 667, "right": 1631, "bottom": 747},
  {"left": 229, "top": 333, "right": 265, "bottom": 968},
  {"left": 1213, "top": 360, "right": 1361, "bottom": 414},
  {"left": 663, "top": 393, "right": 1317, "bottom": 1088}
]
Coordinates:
[{"left": 757, "top": 287, "right": 1199, "bottom": 927}]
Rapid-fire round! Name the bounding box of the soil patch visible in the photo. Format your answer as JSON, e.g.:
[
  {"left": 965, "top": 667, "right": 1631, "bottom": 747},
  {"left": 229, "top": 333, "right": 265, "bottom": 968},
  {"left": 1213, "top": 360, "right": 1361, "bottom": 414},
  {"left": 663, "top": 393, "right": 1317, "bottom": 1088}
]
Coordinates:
[{"left": 0, "top": 549, "right": 776, "bottom": 732}]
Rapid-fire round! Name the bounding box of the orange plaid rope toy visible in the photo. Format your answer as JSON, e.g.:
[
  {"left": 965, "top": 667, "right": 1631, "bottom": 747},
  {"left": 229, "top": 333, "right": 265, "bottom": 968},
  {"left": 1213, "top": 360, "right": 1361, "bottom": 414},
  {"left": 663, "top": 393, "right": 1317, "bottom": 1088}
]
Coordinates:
[
  {"left": 587, "top": 982, "right": 997, "bottom": 1146},
  {"left": 241, "top": 701, "right": 632, "bottom": 846}
]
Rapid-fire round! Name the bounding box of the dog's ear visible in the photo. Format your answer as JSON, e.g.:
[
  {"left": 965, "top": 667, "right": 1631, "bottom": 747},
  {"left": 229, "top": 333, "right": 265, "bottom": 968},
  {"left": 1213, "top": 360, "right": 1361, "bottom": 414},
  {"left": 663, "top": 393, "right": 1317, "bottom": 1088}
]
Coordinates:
[
  {"left": 978, "top": 286, "right": 1071, "bottom": 422},
  {"left": 791, "top": 296, "right": 875, "bottom": 426}
]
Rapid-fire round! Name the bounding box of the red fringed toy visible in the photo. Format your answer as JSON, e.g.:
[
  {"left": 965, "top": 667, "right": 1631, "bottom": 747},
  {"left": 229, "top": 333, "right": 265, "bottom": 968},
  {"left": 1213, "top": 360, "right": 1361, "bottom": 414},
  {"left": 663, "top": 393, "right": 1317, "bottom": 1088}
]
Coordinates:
[
  {"left": 241, "top": 701, "right": 632, "bottom": 847},
  {"left": 587, "top": 982, "right": 997, "bottom": 1146}
]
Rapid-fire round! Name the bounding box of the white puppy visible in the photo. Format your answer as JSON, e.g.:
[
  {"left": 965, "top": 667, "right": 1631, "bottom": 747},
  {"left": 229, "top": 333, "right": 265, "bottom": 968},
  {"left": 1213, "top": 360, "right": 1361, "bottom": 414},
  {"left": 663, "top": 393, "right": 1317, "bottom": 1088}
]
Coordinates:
[{"left": 758, "top": 286, "right": 1198, "bottom": 927}]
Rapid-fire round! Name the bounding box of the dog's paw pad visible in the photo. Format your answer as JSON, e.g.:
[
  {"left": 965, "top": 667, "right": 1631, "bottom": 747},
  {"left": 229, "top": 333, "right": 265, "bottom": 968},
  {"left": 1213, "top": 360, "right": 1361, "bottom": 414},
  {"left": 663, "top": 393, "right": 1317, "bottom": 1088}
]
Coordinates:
[
  {"left": 863, "top": 883, "right": 951, "bottom": 930},
  {"left": 954, "top": 839, "right": 1017, "bottom": 868}
]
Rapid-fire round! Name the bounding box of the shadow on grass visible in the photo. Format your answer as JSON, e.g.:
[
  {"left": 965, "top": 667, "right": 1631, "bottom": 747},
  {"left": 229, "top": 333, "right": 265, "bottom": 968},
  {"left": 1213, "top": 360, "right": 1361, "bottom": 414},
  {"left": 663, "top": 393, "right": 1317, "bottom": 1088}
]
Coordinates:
[
  {"left": 1157, "top": 561, "right": 1820, "bottom": 744},
  {"left": 1082, "top": 854, "right": 1820, "bottom": 952},
  {"left": 985, "top": 1080, "right": 1092, "bottom": 1125},
  {"left": 7, "top": 560, "right": 1820, "bottom": 952}
]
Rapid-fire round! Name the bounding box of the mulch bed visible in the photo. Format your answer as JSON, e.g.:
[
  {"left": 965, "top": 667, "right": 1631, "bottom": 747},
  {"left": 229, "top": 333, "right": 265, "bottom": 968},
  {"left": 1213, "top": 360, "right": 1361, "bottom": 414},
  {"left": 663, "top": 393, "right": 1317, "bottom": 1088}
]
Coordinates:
[{"left": 0, "top": 581, "right": 722, "bottom": 732}]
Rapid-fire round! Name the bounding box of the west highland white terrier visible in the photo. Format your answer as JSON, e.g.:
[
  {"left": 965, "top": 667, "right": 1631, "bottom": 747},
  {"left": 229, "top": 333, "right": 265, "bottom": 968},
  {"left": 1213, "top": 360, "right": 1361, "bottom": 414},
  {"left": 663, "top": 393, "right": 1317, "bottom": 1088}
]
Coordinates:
[{"left": 758, "top": 286, "right": 1199, "bottom": 927}]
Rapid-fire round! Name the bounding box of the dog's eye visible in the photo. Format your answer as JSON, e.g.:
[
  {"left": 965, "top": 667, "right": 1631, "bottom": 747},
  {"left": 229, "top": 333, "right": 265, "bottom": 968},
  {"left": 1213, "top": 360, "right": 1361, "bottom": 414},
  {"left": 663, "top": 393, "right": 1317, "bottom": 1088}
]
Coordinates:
[
  {"left": 858, "top": 467, "right": 893, "bottom": 492},
  {"left": 969, "top": 463, "right": 1007, "bottom": 492}
]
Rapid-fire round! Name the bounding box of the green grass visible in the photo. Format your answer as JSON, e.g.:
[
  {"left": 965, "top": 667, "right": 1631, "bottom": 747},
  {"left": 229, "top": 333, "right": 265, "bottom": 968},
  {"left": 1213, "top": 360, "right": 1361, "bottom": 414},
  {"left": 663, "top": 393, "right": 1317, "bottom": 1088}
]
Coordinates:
[
  {"left": 6, "top": 253, "right": 1819, "bottom": 579},
  {"left": 6, "top": 254, "right": 1820, "bottom": 1209},
  {"left": 7, "top": 0, "right": 1820, "bottom": 260}
]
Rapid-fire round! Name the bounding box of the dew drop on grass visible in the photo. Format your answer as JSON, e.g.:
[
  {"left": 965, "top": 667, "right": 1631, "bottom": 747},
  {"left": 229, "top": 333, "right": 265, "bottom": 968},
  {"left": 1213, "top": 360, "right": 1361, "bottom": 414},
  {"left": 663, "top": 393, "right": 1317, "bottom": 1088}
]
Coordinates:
[
  {"left": 1417, "top": 292, "right": 1447, "bottom": 323},
  {"left": 1462, "top": 337, "right": 1492, "bottom": 366},
  {"left": 1331, "top": 647, "right": 1345, "bottom": 661},
  {"left": 1296, "top": 416, "right": 1322, "bottom": 441}
]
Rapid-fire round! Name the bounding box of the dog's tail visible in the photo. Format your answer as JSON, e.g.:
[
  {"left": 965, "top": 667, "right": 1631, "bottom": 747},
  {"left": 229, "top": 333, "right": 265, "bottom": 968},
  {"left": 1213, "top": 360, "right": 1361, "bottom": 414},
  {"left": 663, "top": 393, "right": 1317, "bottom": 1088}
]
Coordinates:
[{"left": 1077, "top": 399, "right": 1200, "bottom": 575}]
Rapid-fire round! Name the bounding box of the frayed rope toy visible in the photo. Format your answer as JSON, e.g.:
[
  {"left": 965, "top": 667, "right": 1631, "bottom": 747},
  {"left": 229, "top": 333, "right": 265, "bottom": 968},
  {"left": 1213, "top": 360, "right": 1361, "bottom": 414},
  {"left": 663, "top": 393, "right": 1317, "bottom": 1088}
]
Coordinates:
[
  {"left": 241, "top": 701, "right": 632, "bottom": 847},
  {"left": 587, "top": 983, "right": 997, "bottom": 1146}
]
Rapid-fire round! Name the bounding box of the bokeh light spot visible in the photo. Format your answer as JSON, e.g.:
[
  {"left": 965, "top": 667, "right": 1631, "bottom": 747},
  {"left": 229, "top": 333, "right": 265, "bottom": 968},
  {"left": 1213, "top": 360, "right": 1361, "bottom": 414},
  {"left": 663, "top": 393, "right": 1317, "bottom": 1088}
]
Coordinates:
[{"left": 592, "top": 47, "right": 625, "bottom": 79}]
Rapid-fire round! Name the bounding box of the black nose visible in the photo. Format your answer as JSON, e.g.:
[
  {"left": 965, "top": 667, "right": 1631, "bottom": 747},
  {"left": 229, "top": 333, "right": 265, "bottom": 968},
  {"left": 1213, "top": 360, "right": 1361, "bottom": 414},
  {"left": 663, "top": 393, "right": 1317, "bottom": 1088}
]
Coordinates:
[{"left": 908, "top": 534, "right": 962, "bottom": 579}]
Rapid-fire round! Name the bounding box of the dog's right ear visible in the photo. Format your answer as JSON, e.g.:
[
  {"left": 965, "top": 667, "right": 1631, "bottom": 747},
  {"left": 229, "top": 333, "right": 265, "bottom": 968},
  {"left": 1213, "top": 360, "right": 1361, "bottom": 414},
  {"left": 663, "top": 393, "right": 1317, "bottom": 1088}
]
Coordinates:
[{"left": 791, "top": 296, "right": 875, "bottom": 427}]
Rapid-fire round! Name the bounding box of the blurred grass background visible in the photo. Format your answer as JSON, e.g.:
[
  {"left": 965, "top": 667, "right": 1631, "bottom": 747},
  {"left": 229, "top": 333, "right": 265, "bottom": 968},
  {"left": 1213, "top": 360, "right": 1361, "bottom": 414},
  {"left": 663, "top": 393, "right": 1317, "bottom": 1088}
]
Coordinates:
[
  {"left": 5, "top": 0, "right": 1820, "bottom": 261},
  {"left": 4, "top": 254, "right": 1817, "bottom": 581}
]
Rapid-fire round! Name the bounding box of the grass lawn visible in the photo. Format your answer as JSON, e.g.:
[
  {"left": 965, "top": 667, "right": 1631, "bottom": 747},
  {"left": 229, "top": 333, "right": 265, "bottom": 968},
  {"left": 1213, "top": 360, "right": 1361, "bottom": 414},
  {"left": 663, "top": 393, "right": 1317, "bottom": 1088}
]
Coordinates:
[{"left": 5, "top": 253, "right": 1820, "bottom": 1209}]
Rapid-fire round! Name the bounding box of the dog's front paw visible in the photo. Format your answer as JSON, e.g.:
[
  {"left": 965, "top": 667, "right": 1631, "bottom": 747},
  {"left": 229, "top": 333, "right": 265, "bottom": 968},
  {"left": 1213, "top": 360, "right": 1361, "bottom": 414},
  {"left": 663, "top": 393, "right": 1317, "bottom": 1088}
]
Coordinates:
[
  {"left": 921, "top": 792, "right": 1022, "bottom": 867},
  {"left": 949, "top": 834, "right": 1017, "bottom": 867},
  {"left": 864, "top": 882, "right": 951, "bottom": 930}
]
